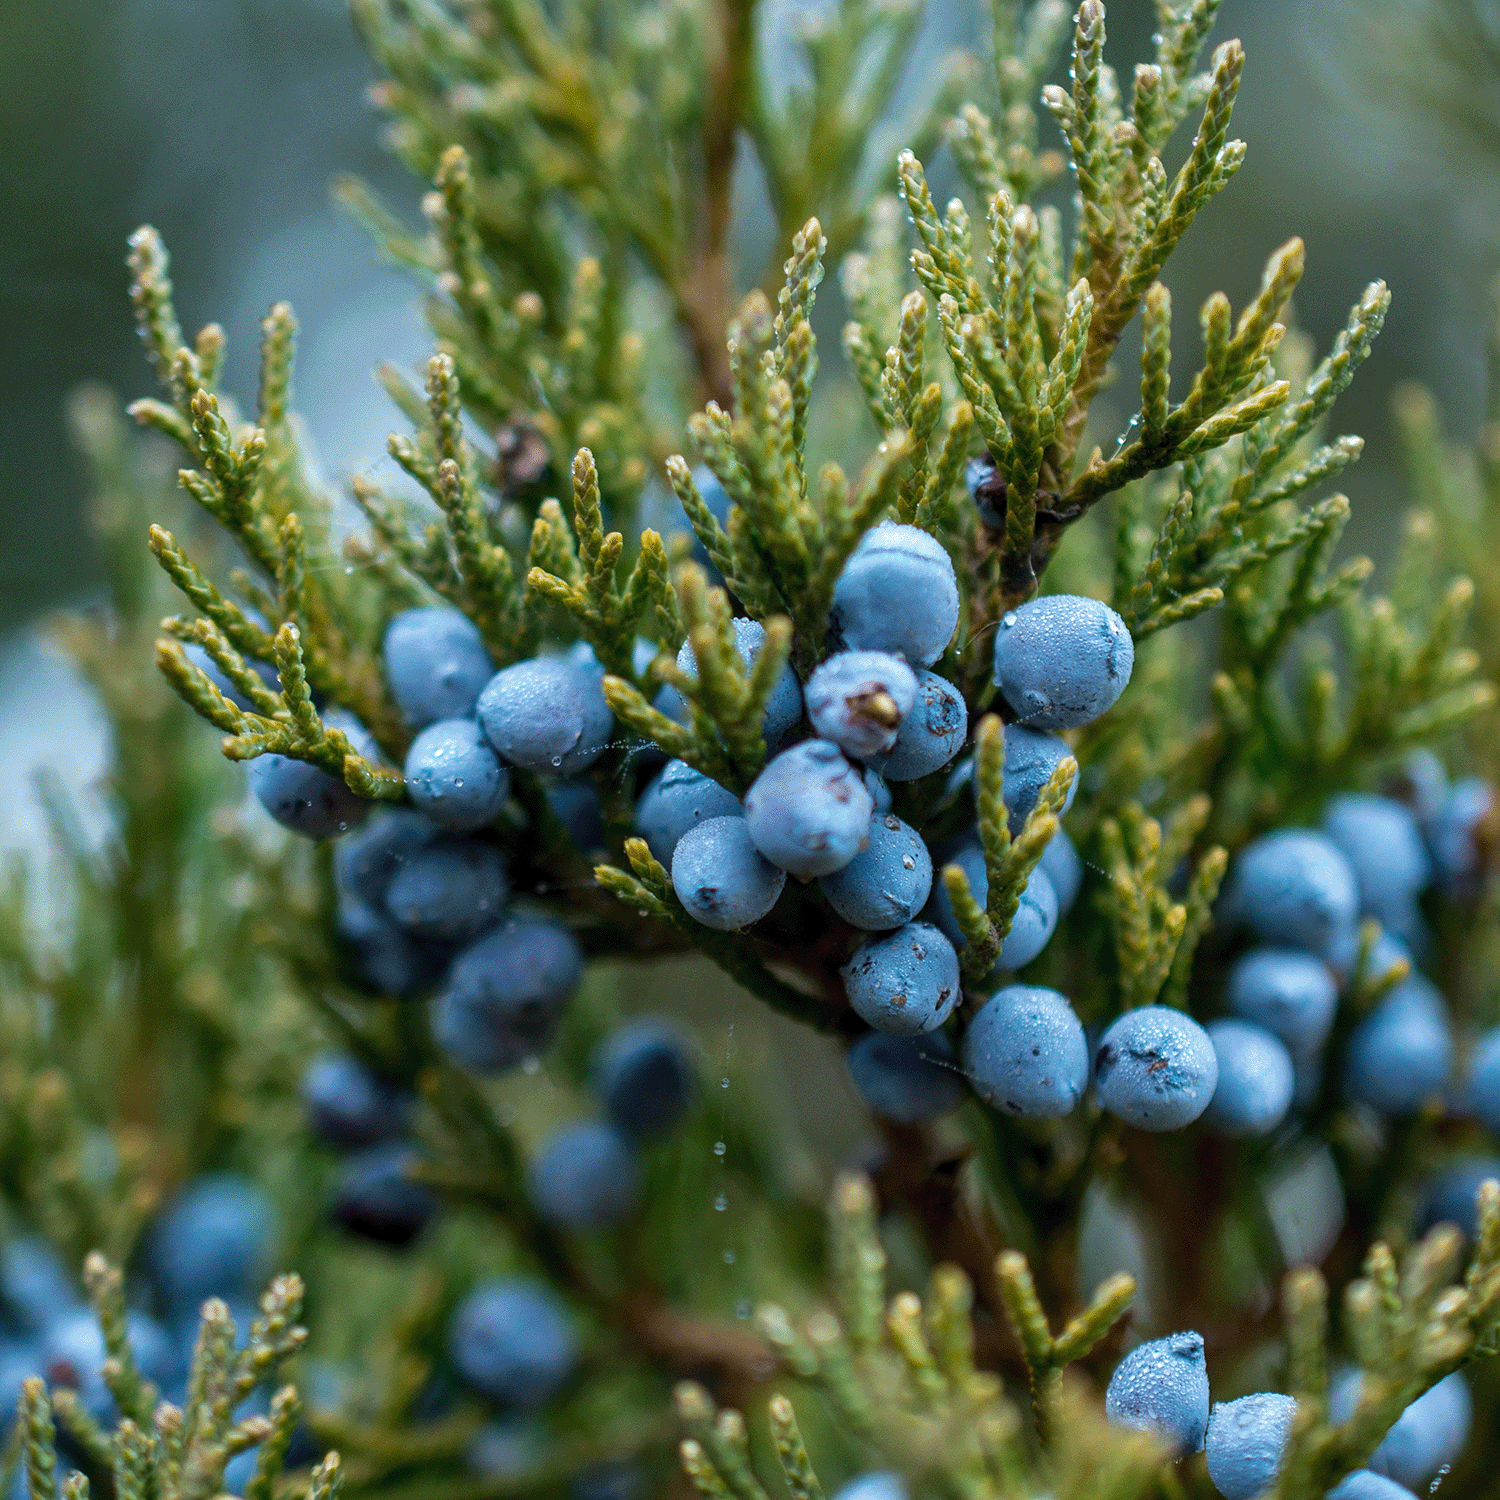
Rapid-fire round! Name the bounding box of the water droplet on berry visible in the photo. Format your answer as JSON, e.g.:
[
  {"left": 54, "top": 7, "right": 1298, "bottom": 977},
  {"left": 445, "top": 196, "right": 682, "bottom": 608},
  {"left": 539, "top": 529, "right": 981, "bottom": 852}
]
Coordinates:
[
  {"left": 454, "top": 777, "right": 464, "bottom": 787},
  {"left": 1002, "top": 611, "right": 1017, "bottom": 629},
  {"left": 551, "top": 755, "right": 563, "bottom": 767}
]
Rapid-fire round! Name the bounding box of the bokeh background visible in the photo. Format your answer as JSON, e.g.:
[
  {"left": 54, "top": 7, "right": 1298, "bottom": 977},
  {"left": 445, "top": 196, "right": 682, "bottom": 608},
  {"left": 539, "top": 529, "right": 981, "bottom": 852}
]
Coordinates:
[{"left": 2, "top": 0, "right": 1498, "bottom": 836}]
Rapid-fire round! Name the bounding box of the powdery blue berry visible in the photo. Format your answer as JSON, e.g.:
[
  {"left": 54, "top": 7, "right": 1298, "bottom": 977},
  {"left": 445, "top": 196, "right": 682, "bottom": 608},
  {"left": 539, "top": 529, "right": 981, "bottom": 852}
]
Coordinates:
[
  {"left": 1095, "top": 1007, "right": 1219, "bottom": 1131},
  {"left": 404, "top": 717, "right": 511, "bottom": 832},
  {"left": 1223, "top": 829, "right": 1359, "bottom": 955},
  {"left": 385, "top": 836, "right": 508, "bottom": 943},
  {"left": 991, "top": 594, "right": 1135, "bottom": 730},
  {"left": 830, "top": 1475, "right": 909, "bottom": 1500},
  {"left": 845, "top": 1030, "right": 965, "bottom": 1123},
  {"left": 965, "top": 454, "right": 1003, "bottom": 526},
  {"left": 805, "top": 651, "right": 918, "bottom": 759},
  {"left": 148, "top": 1174, "right": 274, "bottom": 1317},
  {"left": 1226, "top": 948, "right": 1339, "bottom": 1057},
  {"left": 449, "top": 1277, "right": 578, "bottom": 1408},
  {"left": 676, "top": 618, "right": 804, "bottom": 748},
  {"left": 745, "top": 739, "right": 874, "bottom": 878},
  {"left": 431, "top": 915, "right": 584, "bottom": 1073},
  {"left": 182, "top": 642, "right": 278, "bottom": 713},
  {"left": 831, "top": 521, "right": 960, "bottom": 668},
  {"left": 335, "top": 894, "right": 450, "bottom": 998},
  {"left": 593, "top": 1018, "right": 696, "bottom": 1137},
  {"left": 301, "top": 1052, "right": 410, "bottom": 1149},
  {"left": 248, "top": 714, "right": 374, "bottom": 839},
  {"left": 1430, "top": 775, "right": 1494, "bottom": 896},
  {"left": 1329, "top": 1369, "right": 1471, "bottom": 1491},
  {"left": 1204, "top": 1393, "right": 1297, "bottom": 1500},
  {"left": 383, "top": 606, "right": 494, "bottom": 727},
  {"left": 0, "top": 1238, "right": 78, "bottom": 1336},
  {"left": 1469, "top": 1025, "right": 1500, "bottom": 1133},
  {"left": 331, "top": 1142, "right": 436, "bottom": 1246},
  {"left": 1104, "top": 1331, "right": 1211, "bottom": 1455},
  {"left": 962, "top": 985, "right": 1089, "bottom": 1120},
  {"left": 1343, "top": 973, "right": 1452, "bottom": 1116},
  {"left": 866, "top": 669, "right": 967, "bottom": 781},
  {"left": 1001, "top": 724, "right": 1078, "bottom": 835},
  {"left": 335, "top": 808, "right": 438, "bottom": 906},
  {"left": 1327, "top": 927, "right": 1413, "bottom": 993},
  {"left": 1321, "top": 792, "right": 1431, "bottom": 938},
  {"left": 932, "top": 843, "right": 1058, "bottom": 971},
  {"left": 1201, "top": 1020, "right": 1295, "bottom": 1137},
  {"left": 634, "top": 760, "right": 742, "bottom": 866},
  {"left": 841, "top": 921, "right": 960, "bottom": 1035},
  {"left": 477, "top": 657, "right": 613, "bottom": 775},
  {"left": 819, "top": 814, "right": 933, "bottom": 931},
  {"left": 672, "top": 816, "right": 786, "bottom": 930},
  {"left": 527, "top": 1121, "right": 639, "bottom": 1230},
  {"left": 544, "top": 778, "right": 605, "bottom": 853},
  {"left": 864, "top": 768, "right": 893, "bottom": 813},
  {"left": 1326, "top": 1473, "right": 1419, "bottom": 1500},
  {"left": 1038, "top": 827, "right": 1083, "bottom": 914},
  {"left": 1420, "top": 1156, "right": 1500, "bottom": 1243}
]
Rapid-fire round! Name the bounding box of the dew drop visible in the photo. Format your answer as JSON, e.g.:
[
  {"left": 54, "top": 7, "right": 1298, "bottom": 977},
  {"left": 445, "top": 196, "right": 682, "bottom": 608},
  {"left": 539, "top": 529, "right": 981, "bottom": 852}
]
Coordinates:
[
  {"left": 344, "top": 565, "right": 354, "bottom": 575},
  {"left": 720, "top": 1076, "right": 730, "bottom": 1089},
  {"left": 551, "top": 755, "right": 563, "bottom": 767},
  {"left": 712, "top": 1140, "right": 726, "bottom": 1157},
  {"left": 721, "top": 1249, "right": 736, "bottom": 1265},
  {"left": 1002, "top": 611, "right": 1017, "bottom": 629},
  {"left": 713, "top": 1193, "right": 728, "bottom": 1212},
  {"left": 454, "top": 777, "right": 464, "bottom": 787}
]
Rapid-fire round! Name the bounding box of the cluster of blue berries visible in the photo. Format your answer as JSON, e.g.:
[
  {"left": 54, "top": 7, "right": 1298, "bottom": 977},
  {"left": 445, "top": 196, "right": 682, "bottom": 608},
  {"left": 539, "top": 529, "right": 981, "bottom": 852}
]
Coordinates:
[
  {"left": 1102, "top": 1327, "right": 1471, "bottom": 1499},
  {"left": 0, "top": 1175, "right": 291, "bottom": 1495}
]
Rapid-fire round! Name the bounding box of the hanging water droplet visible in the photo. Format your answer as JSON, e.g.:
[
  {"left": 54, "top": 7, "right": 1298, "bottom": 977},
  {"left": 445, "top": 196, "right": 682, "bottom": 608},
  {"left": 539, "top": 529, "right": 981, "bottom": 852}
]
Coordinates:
[
  {"left": 713, "top": 1193, "right": 728, "bottom": 1211},
  {"left": 712, "top": 1140, "right": 726, "bottom": 1157},
  {"left": 721, "top": 1249, "right": 736, "bottom": 1265},
  {"left": 720, "top": 1076, "right": 730, "bottom": 1089},
  {"left": 344, "top": 565, "right": 354, "bottom": 575}
]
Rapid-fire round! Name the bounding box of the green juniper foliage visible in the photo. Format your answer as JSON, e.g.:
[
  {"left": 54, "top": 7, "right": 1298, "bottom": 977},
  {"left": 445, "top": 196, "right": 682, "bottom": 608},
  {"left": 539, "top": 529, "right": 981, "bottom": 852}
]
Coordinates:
[{"left": 10, "top": 1, "right": 1500, "bottom": 1498}]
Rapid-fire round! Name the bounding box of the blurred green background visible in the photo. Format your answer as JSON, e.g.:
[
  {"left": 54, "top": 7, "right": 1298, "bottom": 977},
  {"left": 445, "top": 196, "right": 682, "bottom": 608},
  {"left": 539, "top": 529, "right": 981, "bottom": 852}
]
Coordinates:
[{"left": 2, "top": 0, "right": 1498, "bottom": 632}]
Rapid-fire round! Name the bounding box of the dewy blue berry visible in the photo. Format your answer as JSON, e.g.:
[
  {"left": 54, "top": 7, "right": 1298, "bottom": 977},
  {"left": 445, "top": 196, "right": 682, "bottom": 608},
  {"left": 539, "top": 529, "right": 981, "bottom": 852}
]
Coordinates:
[
  {"left": 744, "top": 739, "right": 874, "bottom": 878},
  {"left": 1326, "top": 1474, "right": 1419, "bottom": 1500},
  {"left": 1037, "top": 827, "right": 1083, "bottom": 914},
  {"left": 477, "top": 656, "right": 613, "bottom": 775},
  {"left": 1225, "top": 947, "right": 1339, "bottom": 1057},
  {"left": 335, "top": 808, "right": 438, "bottom": 907},
  {"left": 1104, "top": 1330, "right": 1211, "bottom": 1455},
  {"left": 382, "top": 606, "right": 494, "bottom": 728},
  {"left": 301, "top": 1052, "right": 411, "bottom": 1150},
  {"left": 804, "top": 651, "right": 918, "bottom": 759},
  {"left": 830, "top": 520, "right": 960, "bottom": 668},
  {"left": 248, "top": 710, "right": 376, "bottom": 839},
  {"left": 330, "top": 1141, "right": 436, "bottom": 1246},
  {"left": 448, "top": 1277, "right": 578, "bottom": 1408},
  {"left": 592, "top": 1018, "right": 696, "bottom": 1137},
  {"left": 147, "top": 1173, "right": 274, "bottom": 1318},
  {"left": 1222, "top": 828, "right": 1359, "bottom": 955},
  {"left": 671, "top": 816, "right": 786, "bottom": 930},
  {"left": 1321, "top": 792, "right": 1431, "bottom": 943},
  {"left": 431, "top": 914, "right": 584, "bottom": 1074},
  {"left": 634, "top": 759, "right": 742, "bottom": 865},
  {"left": 384, "top": 836, "right": 508, "bottom": 943},
  {"left": 1000, "top": 724, "right": 1078, "bottom": 835},
  {"left": 962, "top": 984, "right": 1089, "bottom": 1120},
  {"left": 841, "top": 921, "right": 960, "bottom": 1035},
  {"left": 1329, "top": 1369, "right": 1471, "bottom": 1491},
  {"left": 819, "top": 814, "right": 933, "bottom": 931},
  {"left": 844, "top": 1030, "right": 964, "bottom": 1123},
  {"left": 1203, "top": 1393, "right": 1297, "bottom": 1500},
  {"left": 1200, "top": 1019, "right": 1295, "bottom": 1138},
  {"left": 181, "top": 641, "right": 278, "bottom": 713},
  {"left": 404, "top": 717, "right": 511, "bottom": 832},
  {"left": 673, "top": 617, "right": 804, "bottom": 747},
  {"left": 932, "top": 843, "right": 1058, "bottom": 971},
  {"left": 1094, "top": 1006, "right": 1219, "bottom": 1130},
  {"left": 991, "top": 594, "right": 1134, "bottom": 730},
  {"left": 1343, "top": 972, "right": 1452, "bottom": 1116},
  {"left": 526, "top": 1121, "right": 640, "bottom": 1231},
  {"left": 866, "top": 669, "right": 967, "bottom": 781},
  {"left": 1420, "top": 1155, "right": 1500, "bottom": 1242}
]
